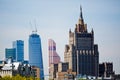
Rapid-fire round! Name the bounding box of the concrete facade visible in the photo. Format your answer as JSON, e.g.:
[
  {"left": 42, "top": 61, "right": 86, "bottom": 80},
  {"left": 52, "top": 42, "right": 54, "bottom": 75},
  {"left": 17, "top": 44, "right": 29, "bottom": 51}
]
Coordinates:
[
  {"left": 49, "top": 63, "right": 76, "bottom": 80},
  {"left": 32, "top": 66, "right": 40, "bottom": 78},
  {"left": 0, "top": 70, "right": 12, "bottom": 77}
]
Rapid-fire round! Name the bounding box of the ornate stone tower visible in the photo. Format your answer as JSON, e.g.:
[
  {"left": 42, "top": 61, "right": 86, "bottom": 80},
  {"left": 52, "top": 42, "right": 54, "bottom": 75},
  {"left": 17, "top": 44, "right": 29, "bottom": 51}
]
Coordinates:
[{"left": 64, "top": 6, "right": 99, "bottom": 77}]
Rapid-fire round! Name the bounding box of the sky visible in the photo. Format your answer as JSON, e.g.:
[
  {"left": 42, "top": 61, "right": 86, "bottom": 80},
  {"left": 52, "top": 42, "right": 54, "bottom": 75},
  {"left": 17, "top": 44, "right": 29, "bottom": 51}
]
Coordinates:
[{"left": 0, "top": 0, "right": 120, "bottom": 75}]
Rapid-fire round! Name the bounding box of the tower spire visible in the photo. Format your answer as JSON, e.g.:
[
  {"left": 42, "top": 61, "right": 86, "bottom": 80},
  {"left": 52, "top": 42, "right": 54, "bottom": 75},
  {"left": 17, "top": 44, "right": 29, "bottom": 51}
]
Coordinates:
[
  {"left": 80, "top": 5, "right": 83, "bottom": 20},
  {"left": 76, "top": 5, "right": 86, "bottom": 32},
  {"left": 78, "top": 5, "right": 84, "bottom": 25}
]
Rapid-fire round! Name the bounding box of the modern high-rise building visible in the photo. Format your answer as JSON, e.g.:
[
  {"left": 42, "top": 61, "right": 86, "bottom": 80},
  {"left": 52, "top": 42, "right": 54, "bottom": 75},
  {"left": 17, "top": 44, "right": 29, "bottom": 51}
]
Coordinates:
[
  {"left": 29, "top": 32, "right": 44, "bottom": 79},
  {"left": 48, "top": 39, "right": 60, "bottom": 66},
  {"left": 13, "top": 40, "right": 24, "bottom": 62},
  {"left": 5, "top": 48, "right": 16, "bottom": 60},
  {"left": 64, "top": 7, "right": 99, "bottom": 77},
  {"left": 48, "top": 39, "right": 61, "bottom": 76}
]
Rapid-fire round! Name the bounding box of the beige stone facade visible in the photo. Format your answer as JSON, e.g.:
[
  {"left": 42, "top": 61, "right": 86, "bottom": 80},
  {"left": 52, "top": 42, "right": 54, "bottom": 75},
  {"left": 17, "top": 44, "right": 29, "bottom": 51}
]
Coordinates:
[
  {"left": 32, "top": 66, "right": 40, "bottom": 78},
  {"left": 0, "top": 70, "right": 12, "bottom": 77},
  {"left": 49, "top": 63, "right": 76, "bottom": 80}
]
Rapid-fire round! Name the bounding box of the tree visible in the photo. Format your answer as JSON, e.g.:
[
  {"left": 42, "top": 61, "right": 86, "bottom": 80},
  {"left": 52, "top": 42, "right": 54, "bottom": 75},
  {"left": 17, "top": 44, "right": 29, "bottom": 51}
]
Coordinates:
[{"left": 1, "top": 74, "right": 40, "bottom": 80}]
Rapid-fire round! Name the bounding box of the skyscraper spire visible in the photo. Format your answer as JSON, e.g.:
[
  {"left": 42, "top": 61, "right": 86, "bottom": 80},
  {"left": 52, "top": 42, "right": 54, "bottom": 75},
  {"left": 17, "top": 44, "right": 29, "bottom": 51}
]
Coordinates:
[
  {"left": 76, "top": 5, "right": 86, "bottom": 32},
  {"left": 78, "top": 5, "right": 84, "bottom": 24},
  {"left": 80, "top": 5, "right": 83, "bottom": 20}
]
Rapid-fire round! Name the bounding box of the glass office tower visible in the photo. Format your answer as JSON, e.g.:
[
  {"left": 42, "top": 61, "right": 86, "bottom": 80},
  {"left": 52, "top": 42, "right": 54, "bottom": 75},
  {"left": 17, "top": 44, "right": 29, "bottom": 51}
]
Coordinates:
[
  {"left": 5, "top": 48, "right": 16, "bottom": 60},
  {"left": 29, "top": 32, "right": 44, "bottom": 79},
  {"left": 13, "top": 40, "right": 24, "bottom": 62},
  {"left": 48, "top": 39, "right": 60, "bottom": 71}
]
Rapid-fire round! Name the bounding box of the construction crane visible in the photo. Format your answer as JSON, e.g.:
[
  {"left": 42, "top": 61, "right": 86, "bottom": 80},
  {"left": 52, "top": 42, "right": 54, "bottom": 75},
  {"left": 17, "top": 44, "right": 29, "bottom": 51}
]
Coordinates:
[{"left": 29, "top": 19, "right": 37, "bottom": 34}]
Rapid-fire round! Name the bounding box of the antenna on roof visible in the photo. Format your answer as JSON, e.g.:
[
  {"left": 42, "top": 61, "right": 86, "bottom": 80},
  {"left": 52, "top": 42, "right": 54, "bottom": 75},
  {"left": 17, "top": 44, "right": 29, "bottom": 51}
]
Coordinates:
[
  {"left": 29, "top": 21, "right": 34, "bottom": 33},
  {"left": 34, "top": 19, "right": 37, "bottom": 33},
  {"left": 29, "top": 19, "right": 38, "bottom": 34}
]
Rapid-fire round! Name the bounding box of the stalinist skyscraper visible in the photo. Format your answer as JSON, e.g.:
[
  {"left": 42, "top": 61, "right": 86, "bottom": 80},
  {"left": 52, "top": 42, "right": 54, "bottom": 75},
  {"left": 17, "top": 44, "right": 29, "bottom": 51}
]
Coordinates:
[{"left": 64, "top": 6, "right": 99, "bottom": 77}]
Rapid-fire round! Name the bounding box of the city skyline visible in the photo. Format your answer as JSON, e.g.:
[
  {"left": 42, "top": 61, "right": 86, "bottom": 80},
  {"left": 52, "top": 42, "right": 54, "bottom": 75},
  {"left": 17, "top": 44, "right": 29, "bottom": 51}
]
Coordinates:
[{"left": 0, "top": 0, "right": 120, "bottom": 75}]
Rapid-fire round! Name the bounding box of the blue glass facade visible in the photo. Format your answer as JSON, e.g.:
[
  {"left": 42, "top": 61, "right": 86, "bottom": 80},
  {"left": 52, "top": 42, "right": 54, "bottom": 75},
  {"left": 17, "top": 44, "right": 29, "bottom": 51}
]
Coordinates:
[
  {"left": 5, "top": 48, "right": 16, "bottom": 60},
  {"left": 13, "top": 40, "right": 24, "bottom": 62},
  {"left": 29, "top": 33, "right": 44, "bottom": 79}
]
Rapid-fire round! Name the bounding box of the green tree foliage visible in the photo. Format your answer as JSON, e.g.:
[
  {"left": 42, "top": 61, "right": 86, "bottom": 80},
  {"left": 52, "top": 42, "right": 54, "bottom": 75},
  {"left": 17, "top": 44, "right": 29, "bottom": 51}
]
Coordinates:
[{"left": 0, "top": 74, "right": 40, "bottom": 80}]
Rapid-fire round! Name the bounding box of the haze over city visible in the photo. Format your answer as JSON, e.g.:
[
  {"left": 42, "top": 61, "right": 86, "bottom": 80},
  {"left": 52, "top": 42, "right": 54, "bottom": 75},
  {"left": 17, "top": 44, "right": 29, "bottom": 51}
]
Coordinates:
[{"left": 0, "top": 0, "right": 120, "bottom": 75}]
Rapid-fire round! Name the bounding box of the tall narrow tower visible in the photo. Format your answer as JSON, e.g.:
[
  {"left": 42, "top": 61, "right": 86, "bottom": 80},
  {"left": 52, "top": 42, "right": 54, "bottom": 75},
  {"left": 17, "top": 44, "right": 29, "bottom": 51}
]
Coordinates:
[
  {"left": 29, "top": 31, "right": 44, "bottom": 79},
  {"left": 13, "top": 40, "right": 24, "bottom": 62},
  {"left": 64, "top": 6, "right": 99, "bottom": 77},
  {"left": 48, "top": 39, "right": 60, "bottom": 73}
]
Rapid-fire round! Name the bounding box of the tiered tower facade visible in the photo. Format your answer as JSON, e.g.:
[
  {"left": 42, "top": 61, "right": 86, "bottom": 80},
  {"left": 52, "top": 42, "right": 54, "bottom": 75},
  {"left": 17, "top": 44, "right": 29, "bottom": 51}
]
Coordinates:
[{"left": 64, "top": 7, "right": 99, "bottom": 77}]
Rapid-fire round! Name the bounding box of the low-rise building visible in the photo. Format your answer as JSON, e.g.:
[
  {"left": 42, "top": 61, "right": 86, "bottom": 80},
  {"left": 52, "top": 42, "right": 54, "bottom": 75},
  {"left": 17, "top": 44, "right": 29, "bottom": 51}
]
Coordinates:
[
  {"left": 32, "top": 66, "right": 40, "bottom": 78},
  {"left": 0, "top": 70, "right": 12, "bottom": 77},
  {"left": 0, "top": 58, "right": 37, "bottom": 78},
  {"left": 112, "top": 74, "right": 120, "bottom": 80},
  {"left": 56, "top": 69, "right": 76, "bottom": 80},
  {"left": 99, "top": 62, "right": 114, "bottom": 77},
  {"left": 49, "top": 63, "right": 58, "bottom": 79},
  {"left": 58, "top": 62, "right": 68, "bottom": 72},
  {"left": 49, "top": 62, "right": 76, "bottom": 80}
]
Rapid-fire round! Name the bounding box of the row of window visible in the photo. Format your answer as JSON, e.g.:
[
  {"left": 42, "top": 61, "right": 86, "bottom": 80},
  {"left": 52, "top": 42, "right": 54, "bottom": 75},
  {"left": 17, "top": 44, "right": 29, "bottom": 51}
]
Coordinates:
[
  {"left": 0, "top": 70, "right": 12, "bottom": 74},
  {"left": 76, "top": 50, "right": 95, "bottom": 55}
]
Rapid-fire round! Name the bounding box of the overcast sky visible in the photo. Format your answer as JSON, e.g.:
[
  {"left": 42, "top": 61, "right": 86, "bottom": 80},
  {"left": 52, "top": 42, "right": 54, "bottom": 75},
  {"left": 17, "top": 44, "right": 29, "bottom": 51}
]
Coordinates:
[{"left": 0, "top": 0, "right": 120, "bottom": 75}]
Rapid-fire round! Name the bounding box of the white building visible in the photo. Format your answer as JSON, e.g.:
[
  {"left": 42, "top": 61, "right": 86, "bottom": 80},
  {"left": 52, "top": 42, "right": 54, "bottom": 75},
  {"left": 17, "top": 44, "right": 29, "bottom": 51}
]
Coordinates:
[{"left": 0, "top": 58, "right": 21, "bottom": 77}]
